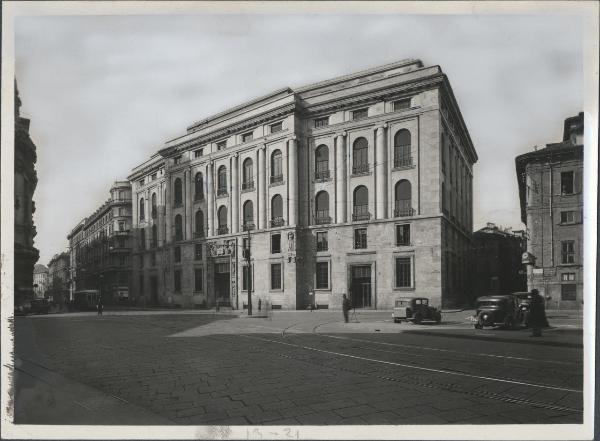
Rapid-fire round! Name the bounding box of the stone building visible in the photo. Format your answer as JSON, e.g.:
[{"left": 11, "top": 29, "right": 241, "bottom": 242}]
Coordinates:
[
  {"left": 129, "top": 59, "right": 477, "bottom": 309},
  {"left": 14, "top": 82, "right": 40, "bottom": 308},
  {"left": 33, "top": 264, "right": 49, "bottom": 298},
  {"left": 67, "top": 181, "right": 133, "bottom": 304},
  {"left": 471, "top": 223, "right": 527, "bottom": 304},
  {"left": 516, "top": 112, "right": 584, "bottom": 309},
  {"left": 47, "top": 252, "right": 70, "bottom": 305}
]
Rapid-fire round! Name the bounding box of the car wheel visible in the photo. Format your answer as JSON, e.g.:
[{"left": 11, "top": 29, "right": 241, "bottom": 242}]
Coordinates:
[
  {"left": 474, "top": 322, "right": 482, "bottom": 329},
  {"left": 393, "top": 318, "right": 400, "bottom": 323},
  {"left": 414, "top": 312, "right": 423, "bottom": 325},
  {"left": 434, "top": 312, "right": 442, "bottom": 324}
]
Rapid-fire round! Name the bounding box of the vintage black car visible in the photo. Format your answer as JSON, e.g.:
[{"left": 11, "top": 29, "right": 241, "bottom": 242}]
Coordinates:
[
  {"left": 392, "top": 297, "right": 442, "bottom": 324},
  {"left": 30, "top": 299, "right": 50, "bottom": 314},
  {"left": 512, "top": 292, "right": 532, "bottom": 326},
  {"left": 474, "top": 295, "right": 522, "bottom": 329}
]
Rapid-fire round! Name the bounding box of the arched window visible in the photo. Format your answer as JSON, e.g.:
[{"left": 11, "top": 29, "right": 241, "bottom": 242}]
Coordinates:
[
  {"left": 217, "top": 166, "right": 227, "bottom": 195},
  {"left": 151, "top": 193, "right": 157, "bottom": 218},
  {"left": 195, "top": 210, "right": 204, "bottom": 238},
  {"left": 353, "top": 185, "right": 369, "bottom": 221},
  {"left": 139, "top": 198, "right": 145, "bottom": 221},
  {"left": 151, "top": 224, "right": 158, "bottom": 248},
  {"left": 174, "top": 214, "right": 183, "bottom": 241},
  {"left": 243, "top": 200, "right": 254, "bottom": 230},
  {"left": 174, "top": 178, "right": 183, "bottom": 205},
  {"left": 394, "top": 180, "right": 413, "bottom": 217},
  {"left": 194, "top": 172, "right": 204, "bottom": 200},
  {"left": 243, "top": 158, "right": 254, "bottom": 190},
  {"left": 394, "top": 130, "right": 412, "bottom": 168},
  {"left": 315, "top": 145, "right": 329, "bottom": 180},
  {"left": 352, "top": 137, "right": 369, "bottom": 174},
  {"left": 315, "top": 191, "right": 330, "bottom": 224},
  {"left": 270, "top": 150, "right": 283, "bottom": 183},
  {"left": 271, "top": 195, "right": 284, "bottom": 226},
  {"left": 217, "top": 206, "right": 228, "bottom": 234},
  {"left": 140, "top": 228, "right": 146, "bottom": 250}
]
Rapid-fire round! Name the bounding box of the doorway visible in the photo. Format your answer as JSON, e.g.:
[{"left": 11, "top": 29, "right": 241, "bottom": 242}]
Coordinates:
[
  {"left": 214, "top": 261, "right": 231, "bottom": 306},
  {"left": 150, "top": 276, "right": 158, "bottom": 305},
  {"left": 350, "top": 265, "right": 372, "bottom": 308}
]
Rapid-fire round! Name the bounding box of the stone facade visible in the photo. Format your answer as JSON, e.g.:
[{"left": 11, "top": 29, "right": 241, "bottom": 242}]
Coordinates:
[
  {"left": 516, "top": 112, "right": 584, "bottom": 309},
  {"left": 67, "top": 181, "right": 133, "bottom": 304},
  {"left": 47, "top": 252, "right": 70, "bottom": 306},
  {"left": 33, "top": 264, "right": 48, "bottom": 298},
  {"left": 129, "top": 59, "right": 477, "bottom": 309}
]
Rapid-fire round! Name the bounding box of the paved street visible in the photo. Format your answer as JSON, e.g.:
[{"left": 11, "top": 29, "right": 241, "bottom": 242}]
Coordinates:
[{"left": 13, "top": 309, "right": 583, "bottom": 425}]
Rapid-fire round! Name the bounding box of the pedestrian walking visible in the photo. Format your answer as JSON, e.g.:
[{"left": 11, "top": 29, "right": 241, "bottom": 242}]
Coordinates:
[
  {"left": 97, "top": 295, "right": 103, "bottom": 316},
  {"left": 529, "top": 289, "right": 547, "bottom": 337},
  {"left": 342, "top": 294, "right": 351, "bottom": 323}
]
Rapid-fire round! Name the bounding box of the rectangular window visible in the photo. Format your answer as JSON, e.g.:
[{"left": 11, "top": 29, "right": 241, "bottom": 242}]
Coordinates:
[
  {"left": 561, "top": 273, "right": 576, "bottom": 281},
  {"left": 174, "top": 246, "right": 181, "bottom": 263},
  {"left": 395, "top": 257, "right": 412, "bottom": 288},
  {"left": 396, "top": 224, "right": 411, "bottom": 246},
  {"left": 242, "top": 265, "right": 252, "bottom": 291},
  {"left": 314, "top": 117, "right": 329, "bottom": 128},
  {"left": 561, "top": 211, "right": 575, "bottom": 224},
  {"left": 138, "top": 179, "right": 144, "bottom": 186},
  {"left": 194, "top": 149, "right": 203, "bottom": 158},
  {"left": 217, "top": 140, "right": 227, "bottom": 151},
  {"left": 271, "top": 234, "right": 281, "bottom": 254},
  {"left": 270, "top": 122, "right": 282, "bottom": 133},
  {"left": 393, "top": 98, "right": 411, "bottom": 111},
  {"left": 354, "top": 228, "right": 367, "bottom": 249},
  {"left": 151, "top": 173, "right": 157, "bottom": 181},
  {"left": 561, "top": 241, "right": 575, "bottom": 264},
  {"left": 316, "top": 231, "right": 328, "bottom": 252},
  {"left": 174, "top": 156, "right": 181, "bottom": 165},
  {"left": 561, "top": 171, "right": 574, "bottom": 195},
  {"left": 118, "top": 221, "right": 125, "bottom": 231},
  {"left": 316, "top": 262, "right": 329, "bottom": 289},
  {"left": 174, "top": 270, "right": 181, "bottom": 292},
  {"left": 352, "top": 108, "right": 368, "bottom": 120},
  {"left": 194, "top": 268, "right": 203, "bottom": 292},
  {"left": 195, "top": 244, "right": 202, "bottom": 260},
  {"left": 561, "top": 284, "right": 576, "bottom": 301},
  {"left": 242, "top": 132, "right": 253, "bottom": 143},
  {"left": 271, "top": 263, "right": 282, "bottom": 290}
]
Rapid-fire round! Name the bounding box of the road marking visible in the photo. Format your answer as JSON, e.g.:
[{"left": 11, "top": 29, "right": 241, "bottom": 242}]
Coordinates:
[
  {"left": 317, "top": 334, "right": 580, "bottom": 366},
  {"left": 242, "top": 335, "right": 582, "bottom": 394}
]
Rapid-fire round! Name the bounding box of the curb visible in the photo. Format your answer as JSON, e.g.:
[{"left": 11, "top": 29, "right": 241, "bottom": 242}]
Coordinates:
[{"left": 404, "top": 330, "right": 583, "bottom": 348}]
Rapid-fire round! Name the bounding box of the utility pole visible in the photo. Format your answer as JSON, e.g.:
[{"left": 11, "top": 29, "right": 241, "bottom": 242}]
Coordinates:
[{"left": 246, "top": 229, "right": 252, "bottom": 316}]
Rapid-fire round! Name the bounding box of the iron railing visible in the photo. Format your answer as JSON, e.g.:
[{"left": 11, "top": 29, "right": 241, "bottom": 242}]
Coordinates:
[{"left": 270, "top": 217, "right": 285, "bottom": 227}]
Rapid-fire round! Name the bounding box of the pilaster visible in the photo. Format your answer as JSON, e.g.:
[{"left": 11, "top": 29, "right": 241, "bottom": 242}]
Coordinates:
[
  {"left": 335, "top": 132, "right": 347, "bottom": 224},
  {"left": 375, "top": 124, "right": 387, "bottom": 219}
]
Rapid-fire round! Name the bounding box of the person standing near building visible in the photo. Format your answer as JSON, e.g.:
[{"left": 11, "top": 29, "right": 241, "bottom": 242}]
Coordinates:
[
  {"left": 529, "top": 289, "right": 547, "bottom": 337},
  {"left": 97, "top": 295, "right": 103, "bottom": 316},
  {"left": 342, "top": 294, "right": 351, "bottom": 323}
]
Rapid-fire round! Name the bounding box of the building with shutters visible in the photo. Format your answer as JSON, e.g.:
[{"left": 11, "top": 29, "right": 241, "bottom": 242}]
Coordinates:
[
  {"left": 516, "top": 112, "right": 584, "bottom": 309},
  {"left": 129, "top": 58, "right": 477, "bottom": 309}
]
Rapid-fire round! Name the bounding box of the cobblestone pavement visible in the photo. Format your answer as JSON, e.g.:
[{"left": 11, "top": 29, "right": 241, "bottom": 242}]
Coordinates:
[{"left": 13, "top": 312, "right": 583, "bottom": 425}]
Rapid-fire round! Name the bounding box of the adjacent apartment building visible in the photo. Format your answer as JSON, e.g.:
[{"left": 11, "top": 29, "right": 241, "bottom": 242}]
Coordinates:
[
  {"left": 129, "top": 59, "right": 477, "bottom": 309},
  {"left": 47, "top": 252, "right": 70, "bottom": 306},
  {"left": 33, "top": 264, "right": 49, "bottom": 298},
  {"left": 67, "top": 181, "right": 133, "bottom": 304},
  {"left": 516, "top": 112, "right": 584, "bottom": 309}
]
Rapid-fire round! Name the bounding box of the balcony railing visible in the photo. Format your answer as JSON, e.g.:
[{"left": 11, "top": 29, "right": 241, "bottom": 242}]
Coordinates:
[
  {"left": 242, "top": 222, "right": 255, "bottom": 232},
  {"left": 315, "top": 170, "right": 330, "bottom": 181},
  {"left": 242, "top": 180, "right": 255, "bottom": 191},
  {"left": 394, "top": 155, "right": 413, "bottom": 168},
  {"left": 270, "top": 217, "right": 285, "bottom": 227},
  {"left": 217, "top": 226, "right": 229, "bottom": 235},
  {"left": 394, "top": 200, "right": 415, "bottom": 217},
  {"left": 151, "top": 208, "right": 157, "bottom": 219},
  {"left": 194, "top": 231, "right": 205, "bottom": 239},
  {"left": 270, "top": 174, "right": 284, "bottom": 184},
  {"left": 352, "top": 163, "right": 370, "bottom": 175},
  {"left": 194, "top": 193, "right": 204, "bottom": 201},
  {"left": 352, "top": 206, "right": 371, "bottom": 221},
  {"left": 217, "top": 188, "right": 228, "bottom": 197},
  {"left": 315, "top": 210, "right": 332, "bottom": 225}
]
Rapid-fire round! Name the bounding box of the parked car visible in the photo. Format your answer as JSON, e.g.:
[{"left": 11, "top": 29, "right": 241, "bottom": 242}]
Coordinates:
[
  {"left": 512, "top": 291, "right": 532, "bottom": 326},
  {"left": 392, "top": 297, "right": 442, "bottom": 324},
  {"left": 474, "top": 295, "right": 522, "bottom": 329},
  {"left": 30, "top": 299, "right": 50, "bottom": 314}
]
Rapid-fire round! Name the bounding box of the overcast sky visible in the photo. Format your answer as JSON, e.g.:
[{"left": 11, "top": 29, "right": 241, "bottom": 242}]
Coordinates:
[{"left": 14, "top": 12, "right": 585, "bottom": 265}]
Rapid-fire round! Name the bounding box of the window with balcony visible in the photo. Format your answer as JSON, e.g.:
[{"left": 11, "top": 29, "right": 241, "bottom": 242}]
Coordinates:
[
  {"left": 174, "top": 178, "right": 183, "bottom": 206},
  {"left": 352, "top": 108, "right": 368, "bottom": 120},
  {"left": 271, "top": 233, "right": 281, "bottom": 254},
  {"left": 394, "top": 180, "right": 414, "bottom": 217},
  {"left": 354, "top": 228, "right": 367, "bottom": 249},
  {"left": 315, "top": 191, "right": 331, "bottom": 224},
  {"left": 270, "top": 194, "right": 284, "bottom": 227},
  {"left": 316, "top": 231, "right": 328, "bottom": 252},
  {"left": 139, "top": 198, "right": 145, "bottom": 221},
  {"left": 217, "top": 166, "right": 227, "bottom": 196},
  {"left": 316, "top": 262, "right": 329, "bottom": 289},
  {"left": 174, "top": 214, "right": 183, "bottom": 241},
  {"left": 194, "top": 268, "right": 203, "bottom": 292},
  {"left": 217, "top": 206, "right": 228, "bottom": 235},
  {"left": 315, "top": 145, "right": 330, "bottom": 181},
  {"left": 242, "top": 158, "right": 254, "bottom": 190},
  {"left": 151, "top": 193, "right": 157, "bottom": 219},
  {"left": 352, "top": 186, "right": 370, "bottom": 221},
  {"left": 352, "top": 138, "right": 369, "bottom": 175},
  {"left": 270, "top": 122, "right": 282, "bottom": 133},
  {"left": 195, "top": 210, "right": 204, "bottom": 238},
  {"left": 270, "top": 150, "right": 283, "bottom": 184},
  {"left": 195, "top": 172, "right": 204, "bottom": 200},
  {"left": 561, "top": 241, "right": 575, "bottom": 264},
  {"left": 151, "top": 225, "right": 158, "bottom": 248},
  {"left": 561, "top": 171, "right": 574, "bottom": 195},
  {"left": 393, "top": 98, "right": 411, "bottom": 111},
  {"left": 395, "top": 257, "right": 412, "bottom": 288},
  {"left": 396, "top": 224, "right": 411, "bottom": 246},
  {"left": 271, "top": 263, "right": 282, "bottom": 290},
  {"left": 174, "top": 246, "right": 181, "bottom": 263},
  {"left": 174, "top": 270, "right": 181, "bottom": 292},
  {"left": 243, "top": 200, "right": 255, "bottom": 231},
  {"left": 242, "top": 132, "right": 253, "bottom": 143},
  {"left": 217, "top": 140, "right": 227, "bottom": 151},
  {"left": 393, "top": 129, "right": 412, "bottom": 168},
  {"left": 314, "top": 116, "right": 329, "bottom": 128}
]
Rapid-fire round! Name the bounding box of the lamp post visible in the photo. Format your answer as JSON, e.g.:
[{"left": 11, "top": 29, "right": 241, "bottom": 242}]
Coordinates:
[{"left": 246, "top": 229, "right": 252, "bottom": 316}]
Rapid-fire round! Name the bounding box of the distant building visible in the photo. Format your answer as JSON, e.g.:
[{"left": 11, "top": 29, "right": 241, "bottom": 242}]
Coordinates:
[
  {"left": 33, "top": 264, "right": 49, "bottom": 298},
  {"left": 47, "top": 252, "right": 70, "bottom": 305},
  {"left": 14, "top": 82, "right": 40, "bottom": 308},
  {"left": 516, "top": 112, "right": 583, "bottom": 309},
  {"left": 471, "top": 223, "right": 527, "bottom": 303},
  {"left": 67, "top": 181, "right": 133, "bottom": 304},
  {"left": 128, "top": 59, "right": 477, "bottom": 310}
]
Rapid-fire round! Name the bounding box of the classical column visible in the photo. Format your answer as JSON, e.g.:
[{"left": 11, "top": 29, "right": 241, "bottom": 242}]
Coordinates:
[
  {"left": 207, "top": 162, "right": 214, "bottom": 236},
  {"left": 132, "top": 191, "right": 138, "bottom": 230},
  {"left": 185, "top": 169, "right": 192, "bottom": 240},
  {"left": 258, "top": 145, "right": 267, "bottom": 229},
  {"left": 231, "top": 154, "right": 239, "bottom": 233},
  {"left": 165, "top": 176, "right": 172, "bottom": 243},
  {"left": 157, "top": 182, "right": 164, "bottom": 246},
  {"left": 335, "top": 132, "right": 347, "bottom": 223},
  {"left": 288, "top": 137, "right": 298, "bottom": 226},
  {"left": 375, "top": 125, "right": 387, "bottom": 219}
]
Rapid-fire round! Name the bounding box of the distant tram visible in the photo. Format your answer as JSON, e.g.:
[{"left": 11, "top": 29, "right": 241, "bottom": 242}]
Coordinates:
[{"left": 73, "top": 290, "right": 100, "bottom": 311}]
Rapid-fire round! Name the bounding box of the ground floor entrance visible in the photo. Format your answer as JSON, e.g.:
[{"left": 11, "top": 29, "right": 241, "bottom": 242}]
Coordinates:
[
  {"left": 214, "top": 261, "right": 231, "bottom": 307},
  {"left": 150, "top": 276, "right": 158, "bottom": 306},
  {"left": 350, "top": 265, "right": 372, "bottom": 308}
]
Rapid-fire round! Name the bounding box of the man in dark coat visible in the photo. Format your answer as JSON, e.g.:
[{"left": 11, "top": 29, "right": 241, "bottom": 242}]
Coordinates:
[
  {"left": 529, "top": 289, "right": 548, "bottom": 336},
  {"left": 342, "top": 294, "right": 351, "bottom": 323},
  {"left": 97, "top": 295, "right": 104, "bottom": 316}
]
